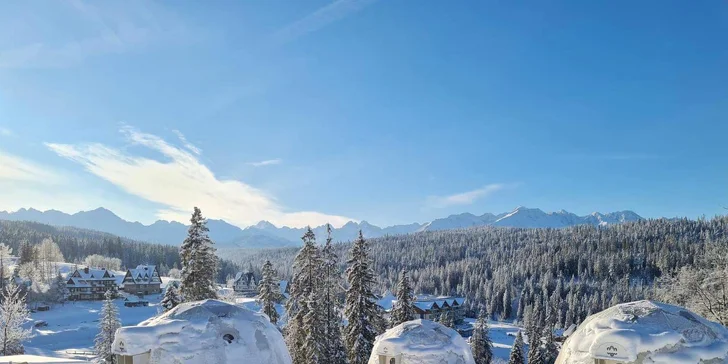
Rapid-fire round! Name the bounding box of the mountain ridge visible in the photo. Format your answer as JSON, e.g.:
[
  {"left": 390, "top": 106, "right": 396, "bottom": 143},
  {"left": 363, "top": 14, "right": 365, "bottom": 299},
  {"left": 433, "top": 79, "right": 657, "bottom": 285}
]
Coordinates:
[{"left": 0, "top": 206, "right": 643, "bottom": 248}]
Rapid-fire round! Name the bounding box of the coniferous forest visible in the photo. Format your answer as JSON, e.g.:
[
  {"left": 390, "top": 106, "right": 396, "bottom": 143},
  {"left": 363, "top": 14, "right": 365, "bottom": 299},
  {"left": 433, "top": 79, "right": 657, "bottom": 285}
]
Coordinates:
[{"left": 229, "top": 216, "right": 728, "bottom": 328}]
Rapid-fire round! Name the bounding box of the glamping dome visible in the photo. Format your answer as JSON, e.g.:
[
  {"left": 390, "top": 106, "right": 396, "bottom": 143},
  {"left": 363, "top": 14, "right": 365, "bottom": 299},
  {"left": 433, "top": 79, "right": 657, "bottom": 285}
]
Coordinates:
[
  {"left": 556, "top": 300, "right": 728, "bottom": 364},
  {"left": 368, "top": 319, "right": 475, "bottom": 364},
  {"left": 112, "top": 299, "right": 292, "bottom": 364}
]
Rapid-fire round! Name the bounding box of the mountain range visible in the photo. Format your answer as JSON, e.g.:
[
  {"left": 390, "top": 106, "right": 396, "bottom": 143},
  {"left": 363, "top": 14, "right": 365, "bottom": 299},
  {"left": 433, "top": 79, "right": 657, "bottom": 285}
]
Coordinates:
[{"left": 0, "top": 207, "right": 642, "bottom": 248}]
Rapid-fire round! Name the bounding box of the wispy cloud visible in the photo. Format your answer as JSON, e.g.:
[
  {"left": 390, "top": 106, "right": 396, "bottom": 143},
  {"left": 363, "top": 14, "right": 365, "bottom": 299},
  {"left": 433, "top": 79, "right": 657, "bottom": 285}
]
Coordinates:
[
  {"left": 172, "top": 130, "right": 201, "bottom": 155},
  {"left": 0, "top": 1, "right": 200, "bottom": 69},
  {"left": 248, "top": 159, "right": 282, "bottom": 167},
  {"left": 45, "top": 127, "right": 352, "bottom": 228},
  {"left": 426, "top": 183, "right": 514, "bottom": 209},
  {"left": 0, "top": 151, "right": 58, "bottom": 183},
  {"left": 270, "top": 0, "right": 379, "bottom": 46}
]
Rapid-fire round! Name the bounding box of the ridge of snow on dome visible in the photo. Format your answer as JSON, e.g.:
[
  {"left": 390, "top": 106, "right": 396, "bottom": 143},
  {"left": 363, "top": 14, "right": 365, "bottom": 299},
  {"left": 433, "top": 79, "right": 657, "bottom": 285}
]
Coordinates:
[
  {"left": 112, "top": 299, "right": 292, "bottom": 364},
  {"left": 556, "top": 300, "right": 728, "bottom": 364},
  {"left": 368, "top": 319, "right": 475, "bottom": 364}
]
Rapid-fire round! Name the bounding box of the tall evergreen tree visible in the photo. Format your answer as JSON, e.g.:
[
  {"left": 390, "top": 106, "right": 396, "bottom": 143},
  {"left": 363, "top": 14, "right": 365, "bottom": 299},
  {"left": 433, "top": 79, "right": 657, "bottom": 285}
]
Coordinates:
[
  {"left": 508, "top": 331, "right": 525, "bottom": 364},
  {"left": 321, "top": 225, "right": 347, "bottom": 364},
  {"left": 390, "top": 269, "right": 414, "bottom": 327},
  {"left": 50, "top": 272, "right": 69, "bottom": 304},
  {"left": 527, "top": 329, "right": 545, "bottom": 364},
  {"left": 257, "top": 260, "right": 282, "bottom": 324},
  {"left": 0, "top": 280, "right": 31, "bottom": 356},
  {"left": 161, "top": 284, "right": 182, "bottom": 312},
  {"left": 179, "top": 207, "right": 218, "bottom": 301},
  {"left": 94, "top": 290, "right": 121, "bottom": 364},
  {"left": 344, "top": 231, "right": 380, "bottom": 364},
  {"left": 541, "top": 324, "right": 559, "bottom": 364},
  {"left": 470, "top": 310, "right": 493, "bottom": 364},
  {"left": 285, "top": 228, "right": 324, "bottom": 364}
]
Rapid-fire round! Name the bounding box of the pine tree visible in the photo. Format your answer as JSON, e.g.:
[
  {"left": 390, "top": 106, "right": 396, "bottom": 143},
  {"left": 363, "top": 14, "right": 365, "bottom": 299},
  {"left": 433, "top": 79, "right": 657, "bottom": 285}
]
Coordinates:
[
  {"left": 527, "top": 328, "right": 546, "bottom": 364},
  {"left": 179, "top": 207, "right": 218, "bottom": 301},
  {"left": 161, "top": 284, "right": 182, "bottom": 312},
  {"left": 344, "top": 231, "right": 380, "bottom": 364},
  {"left": 541, "top": 325, "right": 559, "bottom": 364},
  {"left": 0, "top": 280, "right": 31, "bottom": 356},
  {"left": 94, "top": 290, "right": 121, "bottom": 364},
  {"left": 285, "top": 228, "right": 324, "bottom": 364},
  {"left": 51, "top": 272, "right": 69, "bottom": 304},
  {"left": 257, "top": 260, "right": 282, "bottom": 324},
  {"left": 508, "top": 331, "right": 525, "bottom": 364},
  {"left": 471, "top": 310, "right": 493, "bottom": 364},
  {"left": 390, "top": 269, "right": 414, "bottom": 327},
  {"left": 321, "top": 225, "right": 347, "bottom": 364},
  {"left": 441, "top": 308, "right": 455, "bottom": 328}
]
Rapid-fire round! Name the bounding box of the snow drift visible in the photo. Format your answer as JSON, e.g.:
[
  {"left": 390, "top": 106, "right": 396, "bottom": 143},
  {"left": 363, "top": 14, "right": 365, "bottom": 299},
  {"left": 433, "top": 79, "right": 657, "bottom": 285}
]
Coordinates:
[
  {"left": 556, "top": 300, "right": 728, "bottom": 364},
  {"left": 112, "top": 299, "right": 291, "bottom": 364},
  {"left": 368, "top": 319, "right": 475, "bottom": 364}
]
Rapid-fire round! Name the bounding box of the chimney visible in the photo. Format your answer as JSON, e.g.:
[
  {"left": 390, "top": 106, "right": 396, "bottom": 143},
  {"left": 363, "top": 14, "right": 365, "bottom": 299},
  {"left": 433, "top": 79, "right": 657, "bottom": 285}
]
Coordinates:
[{"left": 84, "top": 267, "right": 89, "bottom": 274}]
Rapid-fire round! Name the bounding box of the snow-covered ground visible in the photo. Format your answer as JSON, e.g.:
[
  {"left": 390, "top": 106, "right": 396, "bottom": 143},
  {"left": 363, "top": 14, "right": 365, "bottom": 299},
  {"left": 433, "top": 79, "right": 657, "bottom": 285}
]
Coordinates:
[{"left": 23, "top": 287, "right": 166, "bottom": 361}]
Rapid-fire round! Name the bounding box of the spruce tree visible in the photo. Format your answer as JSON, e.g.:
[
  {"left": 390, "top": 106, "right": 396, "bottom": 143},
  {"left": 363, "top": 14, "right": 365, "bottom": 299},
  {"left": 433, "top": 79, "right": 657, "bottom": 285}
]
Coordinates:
[
  {"left": 441, "top": 308, "right": 455, "bottom": 328},
  {"left": 51, "top": 272, "right": 69, "bottom": 304},
  {"left": 390, "top": 269, "right": 414, "bottom": 327},
  {"left": 0, "top": 280, "right": 31, "bottom": 356},
  {"left": 471, "top": 310, "right": 493, "bottom": 364},
  {"left": 527, "top": 329, "right": 545, "bottom": 364},
  {"left": 344, "top": 231, "right": 380, "bottom": 364},
  {"left": 161, "top": 284, "right": 182, "bottom": 312},
  {"left": 285, "top": 228, "right": 323, "bottom": 364},
  {"left": 94, "top": 290, "right": 121, "bottom": 363},
  {"left": 179, "top": 207, "right": 218, "bottom": 301},
  {"left": 508, "top": 331, "right": 525, "bottom": 364},
  {"left": 321, "top": 225, "right": 346, "bottom": 364},
  {"left": 541, "top": 324, "right": 559, "bottom": 364},
  {"left": 257, "top": 260, "right": 282, "bottom": 324}
]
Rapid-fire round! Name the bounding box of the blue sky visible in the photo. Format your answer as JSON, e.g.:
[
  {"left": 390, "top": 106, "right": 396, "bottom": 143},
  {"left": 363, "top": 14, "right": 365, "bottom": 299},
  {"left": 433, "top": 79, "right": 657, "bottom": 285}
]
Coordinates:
[{"left": 0, "top": 0, "right": 726, "bottom": 228}]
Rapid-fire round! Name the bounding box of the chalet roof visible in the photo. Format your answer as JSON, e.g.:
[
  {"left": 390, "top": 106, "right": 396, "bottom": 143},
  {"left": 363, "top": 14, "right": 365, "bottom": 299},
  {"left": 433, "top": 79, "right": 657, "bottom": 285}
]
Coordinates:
[
  {"left": 234, "top": 271, "right": 255, "bottom": 285},
  {"left": 126, "top": 265, "right": 160, "bottom": 284},
  {"left": 74, "top": 268, "right": 115, "bottom": 280},
  {"left": 409, "top": 296, "right": 465, "bottom": 312}
]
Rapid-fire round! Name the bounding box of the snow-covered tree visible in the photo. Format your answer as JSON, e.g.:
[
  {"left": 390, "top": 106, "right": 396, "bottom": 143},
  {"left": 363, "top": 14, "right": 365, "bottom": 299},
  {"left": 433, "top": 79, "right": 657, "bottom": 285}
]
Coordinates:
[
  {"left": 167, "top": 268, "right": 181, "bottom": 279},
  {"left": 161, "top": 284, "right": 182, "bottom": 312},
  {"left": 321, "top": 225, "right": 346, "bottom": 364},
  {"left": 285, "top": 228, "right": 323, "bottom": 364},
  {"left": 50, "top": 272, "right": 69, "bottom": 304},
  {"left": 527, "top": 330, "right": 546, "bottom": 364},
  {"left": 0, "top": 280, "right": 31, "bottom": 356},
  {"left": 441, "top": 308, "right": 455, "bottom": 328},
  {"left": 179, "top": 207, "right": 218, "bottom": 301},
  {"left": 94, "top": 290, "right": 121, "bottom": 364},
  {"left": 390, "top": 269, "right": 414, "bottom": 327},
  {"left": 541, "top": 325, "right": 559, "bottom": 364},
  {"left": 0, "top": 244, "right": 12, "bottom": 294},
  {"left": 344, "top": 231, "right": 380, "bottom": 364},
  {"left": 257, "top": 260, "right": 282, "bottom": 324},
  {"left": 84, "top": 255, "right": 122, "bottom": 271},
  {"left": 470, "top": 310, "right": 493, "bottom": 364},
  {"left": 508, "top": 331, "right": 525, "bottom": 364}
]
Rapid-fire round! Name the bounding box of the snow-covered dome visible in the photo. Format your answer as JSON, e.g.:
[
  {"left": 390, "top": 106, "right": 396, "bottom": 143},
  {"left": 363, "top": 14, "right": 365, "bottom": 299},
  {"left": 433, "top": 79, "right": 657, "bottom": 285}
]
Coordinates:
[
  {"left": 112, "top": 299, "right": 292, "bottom": 364},
  {"left": 556, "top": 300, "right": 728, "bottom": 364},
  {"left": 368, "top": 319, "right": 475, "bottom": 364}
]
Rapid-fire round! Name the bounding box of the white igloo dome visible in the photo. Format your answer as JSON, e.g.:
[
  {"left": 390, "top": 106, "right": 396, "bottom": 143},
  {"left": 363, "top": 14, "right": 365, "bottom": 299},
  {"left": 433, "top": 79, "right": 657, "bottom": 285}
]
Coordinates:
[
  {"left": 556, "top": 300, "right": 728, "bottom": 364},
  {"left": 368, "top": 319, "right": 475, "bottom": 364},
  {"left": 112, "top": 299, "right": 292, "bottom": 364}
]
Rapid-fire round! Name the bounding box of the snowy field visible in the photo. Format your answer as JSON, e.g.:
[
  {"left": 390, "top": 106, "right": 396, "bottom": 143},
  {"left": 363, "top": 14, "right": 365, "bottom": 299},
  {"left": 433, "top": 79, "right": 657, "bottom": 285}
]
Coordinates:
[{"left": 24, "top": 294, "right": 165, "bottom": 361}]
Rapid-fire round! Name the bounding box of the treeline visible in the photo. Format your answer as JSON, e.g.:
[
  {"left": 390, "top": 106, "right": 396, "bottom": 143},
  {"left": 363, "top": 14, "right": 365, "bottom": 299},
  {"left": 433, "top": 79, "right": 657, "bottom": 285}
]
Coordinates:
[
  {"left": 231, "top": 216, "right": 728, "bottom": 328},
  {"left": 0, "top": 220, "right": 240, "bottom": 282}
]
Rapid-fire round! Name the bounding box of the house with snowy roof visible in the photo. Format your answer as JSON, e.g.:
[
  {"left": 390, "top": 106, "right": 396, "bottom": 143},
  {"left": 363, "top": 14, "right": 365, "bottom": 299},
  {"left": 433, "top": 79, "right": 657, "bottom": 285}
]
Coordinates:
[
  {"left": 122, "top": 265, "right": 161, "bottom": 296},
  {"left": 66, "top": 267, "right": 118, "bottom": 301},
  {"left": 403, "top": 295, "right": 466, "bottom": 323},
  {"left": 230, "top": 271, "right": 257, "bottom": 296}
]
